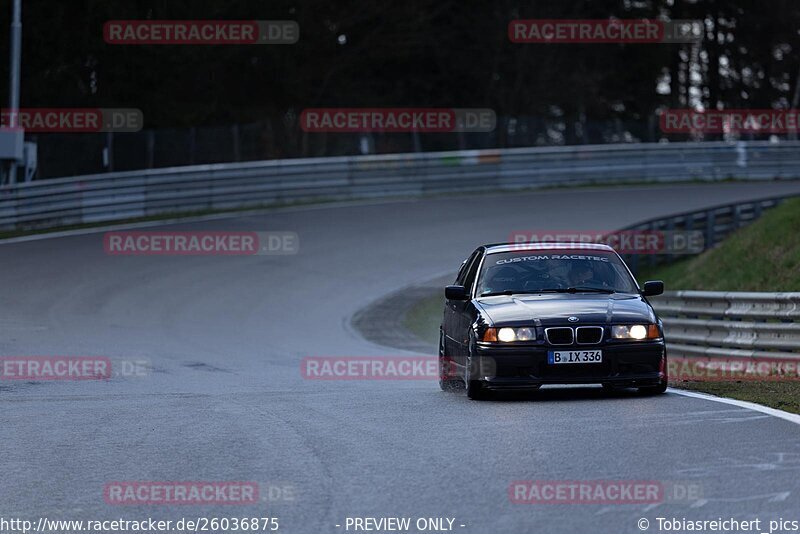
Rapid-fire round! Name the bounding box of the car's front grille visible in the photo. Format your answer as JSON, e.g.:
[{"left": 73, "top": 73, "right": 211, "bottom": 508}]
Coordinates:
[
  {"left": 544, "top": 326, "right": 604, "bottom": 345},
  {"left": 545, "top": 327, "right": 574, "bottom": 345},
  {"left": 576, "top": 326, "right": 604, "bottom": 344}
]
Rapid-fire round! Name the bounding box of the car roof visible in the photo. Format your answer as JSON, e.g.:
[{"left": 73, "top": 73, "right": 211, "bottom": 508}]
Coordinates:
[{"left": 483, "top": 242, "right": 616, "bottom": 254}]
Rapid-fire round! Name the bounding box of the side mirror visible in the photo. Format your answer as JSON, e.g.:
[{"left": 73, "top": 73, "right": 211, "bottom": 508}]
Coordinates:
[
  {"left": 642, "top": 280, "right": 664, "bottom": 297},
  {"left": 445, "top": 285, "right": 469, "bottom": 301}
]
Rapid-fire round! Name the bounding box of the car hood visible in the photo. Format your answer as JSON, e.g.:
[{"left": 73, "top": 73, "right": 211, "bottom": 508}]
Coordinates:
[{"left": 475, "top": 293, "right": 656, "bottom": 327}]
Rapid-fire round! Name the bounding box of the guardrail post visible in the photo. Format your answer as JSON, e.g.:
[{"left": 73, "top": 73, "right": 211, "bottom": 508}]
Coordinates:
[
  {"left": 705, "top": 210, "right": 716, "bottom": 249},
  {"left": 753, "top": 200, "right": 762, "bottom": 219},
  {"left": 105, "top": 132, "right": 114, "bottom": 172}
]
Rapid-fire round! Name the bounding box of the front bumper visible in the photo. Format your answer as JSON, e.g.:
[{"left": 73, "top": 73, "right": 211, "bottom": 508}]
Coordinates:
[{"left": 474, "top": 340, "right": 666, "bottom": 390}]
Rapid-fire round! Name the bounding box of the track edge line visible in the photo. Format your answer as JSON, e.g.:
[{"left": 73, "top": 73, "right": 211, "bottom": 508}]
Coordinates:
[{"left": 669, "top": 388, "right": 800, "bottom": 425}]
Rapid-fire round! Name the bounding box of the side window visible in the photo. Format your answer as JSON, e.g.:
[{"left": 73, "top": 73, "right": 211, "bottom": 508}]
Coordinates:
[
  {"left": 456, "top": 250, "right": 480, "bottom": 285},
  {"left": 463, "top": 249, "right": 485, "bottom": 292}
]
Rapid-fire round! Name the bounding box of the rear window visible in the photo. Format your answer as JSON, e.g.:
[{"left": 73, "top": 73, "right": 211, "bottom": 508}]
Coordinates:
[{"left": 477, "top": 250, "right": 638, "bottom": 296}]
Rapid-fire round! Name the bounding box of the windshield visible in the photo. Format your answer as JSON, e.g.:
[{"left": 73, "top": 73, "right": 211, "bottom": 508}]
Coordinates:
[{"left": 477, "top": 250, "right": 638, "bottom": 296}]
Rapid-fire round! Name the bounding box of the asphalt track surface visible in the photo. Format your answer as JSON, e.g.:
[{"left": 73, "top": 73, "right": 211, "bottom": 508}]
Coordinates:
[{"left": 2, "top": 182, "right": 800, "bottom": 534}]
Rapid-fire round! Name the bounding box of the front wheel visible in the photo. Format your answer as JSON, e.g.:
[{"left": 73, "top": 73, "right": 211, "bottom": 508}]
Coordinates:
[
  {"left": 465, "top": 351, "right": 487, "bottom": 400},
  {"left": 438, "top": 331, "right": 462, "bottom": 391}
]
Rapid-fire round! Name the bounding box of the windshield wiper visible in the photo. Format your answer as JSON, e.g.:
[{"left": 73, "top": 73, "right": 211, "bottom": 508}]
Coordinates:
[{"left": 538, "top": 287, "right": 616, "bottom": 294}]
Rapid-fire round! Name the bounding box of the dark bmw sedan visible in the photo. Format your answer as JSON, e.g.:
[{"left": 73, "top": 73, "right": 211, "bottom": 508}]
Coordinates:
[{"left": 439, "top": 242, "right": 667, "bottom": 399}]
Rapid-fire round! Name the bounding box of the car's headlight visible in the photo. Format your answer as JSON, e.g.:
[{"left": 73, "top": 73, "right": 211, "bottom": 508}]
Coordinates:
[
  {"left": 611, "top": 324, "right": 660, "bottom": 340},
  {"left": 482, "top": 327, "right": 536, "bottom": 342}
]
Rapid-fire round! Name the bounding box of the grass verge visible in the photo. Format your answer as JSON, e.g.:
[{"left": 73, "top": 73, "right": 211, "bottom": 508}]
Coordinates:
[{"left": 403, "top": 294, "right": 442, "bottom": 348}]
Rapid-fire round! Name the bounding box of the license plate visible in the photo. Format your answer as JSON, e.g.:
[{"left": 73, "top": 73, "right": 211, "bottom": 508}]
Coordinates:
[{"left": 548, "top": 350, "right": 603, "bottom": 364}]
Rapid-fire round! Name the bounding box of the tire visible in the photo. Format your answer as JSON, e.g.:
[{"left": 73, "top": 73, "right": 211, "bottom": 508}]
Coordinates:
[
  {"left": 438, "top": 331, "right": 462, "bottom": 391},
  {"left": 465, "top": 350, "right": 487, "bottom": 400},
  {"left": 638, "top": 380, "right": 668, "bottom": 395},
  {"left": 466, "top": 377, "right": 485, "bottom": 399}
]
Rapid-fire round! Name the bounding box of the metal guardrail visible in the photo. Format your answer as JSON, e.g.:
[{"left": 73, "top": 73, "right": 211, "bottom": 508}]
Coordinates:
[
  {"left": 652, "top": 291, "right": 800, "bottom": 360},
  {"left": 1, "top": 140, "right": 799, "bottom": 230},
  {"left": 618, "top": 194, "right": 792, "bottom": 273}
]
